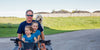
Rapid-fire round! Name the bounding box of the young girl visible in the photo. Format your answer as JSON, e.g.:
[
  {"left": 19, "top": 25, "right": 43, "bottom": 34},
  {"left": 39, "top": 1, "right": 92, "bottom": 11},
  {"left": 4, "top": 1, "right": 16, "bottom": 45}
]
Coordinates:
[
  {"left": 32, "top": 21, "right": 46, "bottom": 50},
  {"left": 22, "top": 25, "right": 37, "bottom": 43},
  {"left": 31, "top": 22, "right": 42, "bottom": 49}
]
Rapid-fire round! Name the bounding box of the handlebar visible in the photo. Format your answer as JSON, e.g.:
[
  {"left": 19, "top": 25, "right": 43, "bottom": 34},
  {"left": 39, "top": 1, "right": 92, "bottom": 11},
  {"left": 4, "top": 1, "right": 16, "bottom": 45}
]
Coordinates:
[
  {"left": 10, "top": 38, "right": 46, "bottom": 43},
  {"left": 10, "top": 38, "right": 51, "bottom": 46},
  {"left": 10, "top": 39, "right": 16, "bottom": 41},
  {"left": 10, "top": 38, "right": 24, "bottom": 43}
]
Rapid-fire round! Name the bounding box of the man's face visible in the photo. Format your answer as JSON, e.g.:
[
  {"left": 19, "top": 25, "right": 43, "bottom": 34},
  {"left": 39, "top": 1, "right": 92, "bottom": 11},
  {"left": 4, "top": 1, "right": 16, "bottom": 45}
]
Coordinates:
[{"left": 26, "top": 11, "right": 33, "bottom": 21}]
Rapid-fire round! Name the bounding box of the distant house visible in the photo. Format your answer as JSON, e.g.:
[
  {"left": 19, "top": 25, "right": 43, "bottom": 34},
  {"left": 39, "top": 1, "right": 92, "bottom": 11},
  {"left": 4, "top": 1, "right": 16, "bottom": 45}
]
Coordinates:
[
  {"left": 35, "top": 12, "right": 50, "bottom": 14},
  {"left": 51, "top": 10, "right": 70, "bottom": 13},
  {"left": 72, "top": 11, "right": 90, "bottom": 13},
  {"left": 93, "top": 11, "right": 100, "bottom": 13}
]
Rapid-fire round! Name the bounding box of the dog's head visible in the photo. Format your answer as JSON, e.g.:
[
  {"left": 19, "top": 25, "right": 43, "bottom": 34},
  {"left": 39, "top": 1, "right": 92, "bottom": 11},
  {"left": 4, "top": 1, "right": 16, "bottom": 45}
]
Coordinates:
[{"left": 36, "top": 14, "right": 43, "bottom": 23}]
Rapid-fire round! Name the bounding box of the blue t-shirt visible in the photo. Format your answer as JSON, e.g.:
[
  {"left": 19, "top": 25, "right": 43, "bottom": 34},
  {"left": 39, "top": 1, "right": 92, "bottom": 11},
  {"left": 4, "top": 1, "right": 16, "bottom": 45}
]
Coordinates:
[
  {"left": 17, "top": 20, "right": 43, "bottom": 35},
  {"left": 23, "top": 34, "right": 36, "bottom": 43},
  {"left": 32, "top": 30, "right": 41, "bottom": 38}
]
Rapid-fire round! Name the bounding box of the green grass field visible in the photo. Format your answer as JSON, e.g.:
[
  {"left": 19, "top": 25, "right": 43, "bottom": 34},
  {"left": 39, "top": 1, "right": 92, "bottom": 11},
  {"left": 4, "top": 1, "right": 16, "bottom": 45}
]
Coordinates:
[{"left": 0, "top": 16, "right": 100, "bottom": 37}]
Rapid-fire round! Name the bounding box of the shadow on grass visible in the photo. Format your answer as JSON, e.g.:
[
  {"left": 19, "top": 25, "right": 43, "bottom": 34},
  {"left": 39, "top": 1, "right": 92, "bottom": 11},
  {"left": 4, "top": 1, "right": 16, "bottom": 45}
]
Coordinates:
[
  {"left": 44, "top": 26, "right": 78, "bottom": 35},
  {"left": 0, "top": 23, "right": 19, "bottom": 28},
  {"left": 0, "top": 23, "right": 78, "bottom": 37}
]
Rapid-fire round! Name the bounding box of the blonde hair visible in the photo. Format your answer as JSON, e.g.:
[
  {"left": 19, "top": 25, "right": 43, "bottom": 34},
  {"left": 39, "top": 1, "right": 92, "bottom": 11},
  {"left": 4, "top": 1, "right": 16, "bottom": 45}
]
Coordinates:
[
  {"left": 32, "top": 21, "right": 38, "bottom": 26},
  {"left": 25, "top": 25, "right": 34, "bottom": 32}
]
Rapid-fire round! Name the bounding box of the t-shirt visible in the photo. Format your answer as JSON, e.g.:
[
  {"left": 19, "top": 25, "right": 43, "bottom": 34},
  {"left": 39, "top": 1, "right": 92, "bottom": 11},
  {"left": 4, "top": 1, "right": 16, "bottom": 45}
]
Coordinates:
[
  {"left": 23, "top": 34, "right": 36, "bottom": 43},
  {"left": 17, "top": 20, "right": 43, "bottom": 35},
  {"left": 32, "top": 30, "right": 41, "bottom": 38}
]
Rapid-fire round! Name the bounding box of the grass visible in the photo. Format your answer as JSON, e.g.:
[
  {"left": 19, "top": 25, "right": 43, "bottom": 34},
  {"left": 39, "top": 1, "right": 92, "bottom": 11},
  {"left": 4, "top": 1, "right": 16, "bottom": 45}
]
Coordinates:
[
  {"left": 0, "top": 16, "right": 100, "bottom": 37},
  {"left": 43, "top": 17, "right": 100, "bottom": 30},
  {"left": 0, "top": 28, "right": 17, "bottom": 37},
  {"left": 0, "top": 26, "right": 75, "bottom": 37}
]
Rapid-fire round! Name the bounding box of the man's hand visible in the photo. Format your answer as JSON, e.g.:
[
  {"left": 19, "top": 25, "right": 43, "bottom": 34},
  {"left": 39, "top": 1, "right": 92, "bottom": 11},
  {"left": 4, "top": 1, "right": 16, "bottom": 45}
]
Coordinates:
[
  {"left": 41, "top": 43, "right": 46, "bottom": 50},
  {"left": 18, "top": 34, "right": 22, "bottom": 48},
  {"left": 18, "top": 42, "right": 22, "bottom": 48}
]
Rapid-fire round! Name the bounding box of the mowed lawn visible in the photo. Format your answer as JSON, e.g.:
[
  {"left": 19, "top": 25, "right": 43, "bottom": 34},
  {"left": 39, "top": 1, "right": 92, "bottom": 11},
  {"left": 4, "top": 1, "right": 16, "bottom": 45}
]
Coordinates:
[{"left": 0, "top": 16, "right": 100, "bottom": 37}]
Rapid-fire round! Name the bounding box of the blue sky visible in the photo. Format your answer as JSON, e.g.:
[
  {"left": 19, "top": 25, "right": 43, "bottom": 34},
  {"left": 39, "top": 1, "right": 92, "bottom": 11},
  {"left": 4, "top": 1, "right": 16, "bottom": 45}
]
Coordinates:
[{"left": 0, "top": 0, "right": 100, "bottom": 17}]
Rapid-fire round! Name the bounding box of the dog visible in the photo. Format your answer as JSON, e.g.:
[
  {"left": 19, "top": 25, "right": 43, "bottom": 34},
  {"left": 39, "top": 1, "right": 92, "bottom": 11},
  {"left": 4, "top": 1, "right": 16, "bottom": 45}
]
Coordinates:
[{"left": 35, "top": 14, "right": 44, "bottom": 29}]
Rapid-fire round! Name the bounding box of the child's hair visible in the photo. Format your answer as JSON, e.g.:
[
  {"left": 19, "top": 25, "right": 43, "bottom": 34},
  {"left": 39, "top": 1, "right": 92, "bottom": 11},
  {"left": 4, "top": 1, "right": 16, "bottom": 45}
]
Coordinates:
[
  {"left": 32, "top": 21, "right": 38, "bottom": 26},
  {"left": 25, "top": 25, "right": 34, "bottom": 32}
]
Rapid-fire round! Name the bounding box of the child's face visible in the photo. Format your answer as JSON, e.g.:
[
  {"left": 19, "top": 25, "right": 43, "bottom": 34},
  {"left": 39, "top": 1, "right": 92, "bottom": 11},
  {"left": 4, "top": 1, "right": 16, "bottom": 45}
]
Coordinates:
[
  {"left": 32, "top": 23, "right": 38, "bottom": 32},
  {"left": 25, "top": 28, "right": 31, "bottom": 35}
]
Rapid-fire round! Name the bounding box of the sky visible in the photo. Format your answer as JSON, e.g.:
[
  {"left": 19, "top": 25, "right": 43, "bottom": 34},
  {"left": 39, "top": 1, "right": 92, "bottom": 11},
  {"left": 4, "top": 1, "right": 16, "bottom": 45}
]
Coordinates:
[{"left": 0, "top": 0, "right": 100, "bottom": 17}]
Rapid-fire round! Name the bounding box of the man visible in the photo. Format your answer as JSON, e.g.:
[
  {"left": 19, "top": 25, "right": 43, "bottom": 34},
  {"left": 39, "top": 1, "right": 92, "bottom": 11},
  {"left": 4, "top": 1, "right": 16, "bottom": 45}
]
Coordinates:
[{"left": 17, "top": 10, "right": 46, "bottom": 50}]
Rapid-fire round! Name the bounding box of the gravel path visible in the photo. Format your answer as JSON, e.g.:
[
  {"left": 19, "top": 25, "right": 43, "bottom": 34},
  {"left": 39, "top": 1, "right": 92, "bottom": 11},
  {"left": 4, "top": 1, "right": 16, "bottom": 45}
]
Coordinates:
[{"left": 0, "top": 29, "right": 100, "bottom": 50}]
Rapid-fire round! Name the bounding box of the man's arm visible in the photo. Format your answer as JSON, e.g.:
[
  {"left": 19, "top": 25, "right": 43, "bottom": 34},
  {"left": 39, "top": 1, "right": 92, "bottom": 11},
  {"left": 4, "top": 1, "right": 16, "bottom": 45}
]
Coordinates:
[
  {"left": 41, "top": 31, "right": 46, "bottom": 50},
  {"left": 41, "top": 31, "right": 45, "bottom": 40},
  {"left": 18, "top": 34, "right": 22, "bottom": 48}
]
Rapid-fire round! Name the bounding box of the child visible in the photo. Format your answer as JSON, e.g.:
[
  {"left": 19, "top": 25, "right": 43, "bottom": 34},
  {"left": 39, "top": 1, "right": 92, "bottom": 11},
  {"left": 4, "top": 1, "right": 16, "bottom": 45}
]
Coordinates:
[
  {"left": 31, "top": 22, "right": 41, "bottom": 49},
  {"left": 36, "top": 15, "right": 46, "bottom": 50},
  {"left": 22, "top": 25, "right": 37, "bottom": 43}
]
